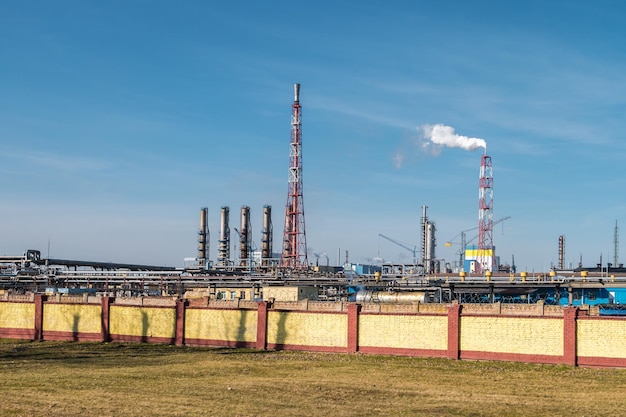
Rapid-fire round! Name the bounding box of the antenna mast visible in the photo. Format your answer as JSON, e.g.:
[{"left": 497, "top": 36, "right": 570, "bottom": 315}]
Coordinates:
[{"left": 281, "top": 83, "right": 308, "bottom": 269}]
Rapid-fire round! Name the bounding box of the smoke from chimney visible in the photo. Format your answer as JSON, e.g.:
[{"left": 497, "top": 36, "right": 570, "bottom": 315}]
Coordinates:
[
  {"left": 421, "top": 124, "right": 486, "bottom": 152},
  {"left": 392, "top": 123, "right": 486, "bottom": 168}
]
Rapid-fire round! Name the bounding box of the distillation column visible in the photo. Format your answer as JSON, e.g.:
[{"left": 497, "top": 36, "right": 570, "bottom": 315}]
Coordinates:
[
  {"left": 421, "top": 205, "right": 428, "bottom": 273},
  {"left": 217, "top": 206, "right": 230, "bottom": 267},
  {"left": 239, "top": 206, "right": 251, "bottom": 267},
  {"left": 197, "top": 207, "right": 209, "bottom": 269},
  {"left": 421, "top": 205, "right": 437, "bottom": 274},
  {"left": 261, "top": 205, "right": 273, "bottom": 267},
  {"left": 425, "top": 220, "right": 437, "bottom": 274}
]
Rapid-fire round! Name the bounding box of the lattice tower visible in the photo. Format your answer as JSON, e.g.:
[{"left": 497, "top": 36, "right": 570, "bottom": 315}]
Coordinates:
[
  {"left": 477, "top": 153, "right": 493, "bottom": 272},
  {"left": 281, "top": 83, "right": 308, "bottom": 269}
]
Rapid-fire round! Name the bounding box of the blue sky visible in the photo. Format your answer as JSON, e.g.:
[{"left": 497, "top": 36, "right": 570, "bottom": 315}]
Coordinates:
[{"left": 1, "top": 1, "right": 626, "bottom": 272}]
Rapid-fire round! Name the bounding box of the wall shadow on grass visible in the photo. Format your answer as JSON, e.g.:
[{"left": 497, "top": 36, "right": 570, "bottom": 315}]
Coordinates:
[
  {"left": 72, "top": 313, "right": 80, "bottom": 342},
  {"left": 141, "top": 311, "right": 149, "bottom": 343}
]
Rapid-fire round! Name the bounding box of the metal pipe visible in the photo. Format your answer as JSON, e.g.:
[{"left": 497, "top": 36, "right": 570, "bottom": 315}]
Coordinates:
[{"left": 355, "top": 291, "right": 426, "bottom": 304}]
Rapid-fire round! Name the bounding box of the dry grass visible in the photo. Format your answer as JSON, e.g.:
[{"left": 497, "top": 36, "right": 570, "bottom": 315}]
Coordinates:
[{"left": 1, "top": 339, "right": 626, "bottom": 416}]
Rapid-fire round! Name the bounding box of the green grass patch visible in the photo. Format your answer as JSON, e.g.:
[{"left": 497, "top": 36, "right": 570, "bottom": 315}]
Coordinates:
[{"left": 0, "top": 339, "right": 625, "bottom": 416}]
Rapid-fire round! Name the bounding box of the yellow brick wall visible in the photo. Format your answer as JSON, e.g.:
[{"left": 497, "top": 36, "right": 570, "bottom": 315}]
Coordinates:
[
  {"left": 267, "top": 311, "right": 347, "bottom": 347},
  {"left": 359, "top": 315, "right": 448, "bottom": 350},
  {"left": 578, "top": 319, "right": 626, "bottom": 358},
  {"left": 460, "top": 317, "right": 563, "bottom": 356},
  {"left": 43, "top": 304, "right": 101, "bottom": 334},
  {"left": 110, "top": 306, "right": 176, "bottom": 338},
  {"left": 0, "top": 303, "right": 34, "bottom": 329},
  {"left": 185, "top": 309, "right": 257, "bottom": 343}
]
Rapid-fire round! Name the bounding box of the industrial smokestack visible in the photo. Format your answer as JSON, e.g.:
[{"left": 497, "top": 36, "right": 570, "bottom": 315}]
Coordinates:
[
  {"left": 477, "top": 154, "right": 494, "bottom": 273},
  {"left": 217, "top": 206, "right": 230, "bottom": 267},
  {"left": 281, "top": 82, "right": 308, "bottom": 269},
  {"left": 261, "top": 205, "right": 272, "bottom": 267},
  {"left": 558, "top": 235, "right": 565, "bottom": 270},
  {"left": 239, "top": 206, "right": 251, "bottom": 267},
  {"left": 197, "top": 207, "right": 209, "bottom": 268},
  {"left": 421, "top": 205, "right": 428, "bottom": 271}
]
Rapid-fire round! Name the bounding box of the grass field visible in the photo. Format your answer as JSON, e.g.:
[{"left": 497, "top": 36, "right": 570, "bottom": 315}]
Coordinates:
[{"left": 1, "top": 340, "right": 626, "bottom": 416}]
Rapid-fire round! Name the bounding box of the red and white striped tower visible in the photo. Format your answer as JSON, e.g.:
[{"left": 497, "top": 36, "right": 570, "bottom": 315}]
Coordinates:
[
  {"left": 281, "top": 83, "right": 308, "bottom": 269},
  {"left": 477, "top": 152, "right": 494, "bottom": 272}
]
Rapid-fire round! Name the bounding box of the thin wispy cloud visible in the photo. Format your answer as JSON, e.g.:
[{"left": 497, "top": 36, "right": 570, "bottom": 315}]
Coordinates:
[
  {"left": 308, "top": 95, "right": 411, "bottom": 129},
  {"left": 0, "top": 149, "right": 110, "bottom": 173}
]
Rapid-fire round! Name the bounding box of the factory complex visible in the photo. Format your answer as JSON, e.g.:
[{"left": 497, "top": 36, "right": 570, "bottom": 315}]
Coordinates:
[
  {"left": 1, "top": 82, "right": 625, "bottom": 308},
  {"left": 2, "top": 84, "right": 625, "bottom": 309},
  {"left": 4, "top": 84, "right": 626, "bottom": 368}
]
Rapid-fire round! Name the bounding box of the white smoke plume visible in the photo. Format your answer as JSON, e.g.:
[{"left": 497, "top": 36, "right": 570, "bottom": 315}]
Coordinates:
[
  {"left": 421, "top": 124, "right": 487, "bottom": 151},
  {"left": 392, "top": 124, "right": 486, "bottom": 168},
  {"left": 392, "top": 152, "right": 404, "bottom": 169}
]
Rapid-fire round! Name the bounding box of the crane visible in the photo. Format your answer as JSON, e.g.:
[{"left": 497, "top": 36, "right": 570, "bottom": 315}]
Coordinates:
[
  {"left": 378, "top": 234, "right": 418, "bottom": 265},
  {"left": 445, "top": 228, "right": 477, "bottom": 270},
  {"left": 445, "top": 216, "right": 511, "bottom": 269}
]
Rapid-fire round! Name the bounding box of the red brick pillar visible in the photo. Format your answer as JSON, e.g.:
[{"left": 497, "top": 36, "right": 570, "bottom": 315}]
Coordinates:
[
  {"left": 256, "top": 301, "right": 269, "bottom": 350},
  {"left": 175, "top": 299, "right": 187, "bottom": 346},
  {"left": 347, "top": 303, "right": 361, "bottom": 353},
  {"left": 447, "top": 303, "right": 462, "bottom": 360},
  {"left": 101, "top": 296, "right": 112, "bottom": 342},
  {"left": 563, "top": 307, "right": 579, "bottom": 366},
  {"left": 34, "top": 294, "right": 45, "bottom": 341}
]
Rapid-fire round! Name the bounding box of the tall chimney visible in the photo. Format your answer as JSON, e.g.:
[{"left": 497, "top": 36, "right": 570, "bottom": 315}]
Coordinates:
[
  {"left": 261, "top": 205, "right": 273, "bottom": 266},
  {"left": 217, "top": 206, "right": 230, "bottom": 267},
  {"left": 239, "top": 206, "right": 251, "bottom": 266},
  {"left": 197, "top": 207, "right": 208, "bottom": 269}
]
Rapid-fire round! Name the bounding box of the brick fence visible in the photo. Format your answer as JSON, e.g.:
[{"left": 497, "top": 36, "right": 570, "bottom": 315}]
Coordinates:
[{"left": 1, "top": 294, "right": 625, "bottom": 367}]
